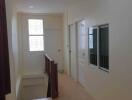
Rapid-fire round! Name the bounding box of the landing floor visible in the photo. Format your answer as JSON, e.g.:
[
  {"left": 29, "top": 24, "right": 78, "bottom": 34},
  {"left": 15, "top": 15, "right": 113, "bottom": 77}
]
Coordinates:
[{"left": 55, "top": 74, "right": 94, "bottom": 100}]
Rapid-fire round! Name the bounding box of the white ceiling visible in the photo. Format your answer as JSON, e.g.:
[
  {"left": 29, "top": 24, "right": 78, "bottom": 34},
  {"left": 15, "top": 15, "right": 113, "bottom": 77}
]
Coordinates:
[{"left": 15, "top": 0, "right": 80, "bottom": 13}]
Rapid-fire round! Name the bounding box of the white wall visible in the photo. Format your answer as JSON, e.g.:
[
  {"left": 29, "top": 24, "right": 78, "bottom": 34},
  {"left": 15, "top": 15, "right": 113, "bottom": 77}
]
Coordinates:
[
  {"left": 5, "top": 0, "right": 17, "bottom": 99},
  {"left": 17, "top": 13, "right": 64, "bottom": 75},
  {"left": 12, "top": 11, "right": 19, "bottom": 79},
  {"left": 5, "top": 0, "right": 21, "bottom": 99},
  {"left": 12, "top": 9, "right": 22, "bottom": 100},
  {"left": 64, "top": 0, "right": 132, "bottom": 100}
]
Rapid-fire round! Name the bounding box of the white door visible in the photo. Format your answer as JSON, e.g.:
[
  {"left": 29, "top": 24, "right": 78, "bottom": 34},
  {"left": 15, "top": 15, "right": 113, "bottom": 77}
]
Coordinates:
[
  {"left": 77, "top": 20, "right": 88, "bottom": 85},
  {"left": 69, "top": 24, "right": 78, "bottom": 81}
]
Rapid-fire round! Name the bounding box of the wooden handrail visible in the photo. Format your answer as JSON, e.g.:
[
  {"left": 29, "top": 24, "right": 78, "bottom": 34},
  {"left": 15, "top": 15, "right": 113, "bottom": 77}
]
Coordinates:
[
  {"left": 45, "top": 54, "right": 53, "bottom": 62},
  {"left": 44, "top": 54, "right": 58, "bottom": 98}
]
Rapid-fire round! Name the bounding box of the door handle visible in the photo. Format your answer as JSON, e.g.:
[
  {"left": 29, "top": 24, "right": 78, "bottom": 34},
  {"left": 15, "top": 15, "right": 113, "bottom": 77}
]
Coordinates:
[
  {"left": 58, "top": 49, "right": 61, "bottom": 52},
  {"left": 82, "top": 52, "right": 86, "bottom": 57}
]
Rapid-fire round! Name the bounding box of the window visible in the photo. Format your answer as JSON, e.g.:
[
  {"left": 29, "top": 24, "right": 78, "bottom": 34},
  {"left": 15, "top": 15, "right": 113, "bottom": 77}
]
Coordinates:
[
  {"left": 89, "top": 27, "right": 98, "bottom": 66},
  {"left": 28, "top": 19, "right": 44, "bottom": 51},
  {"left": 89, "top": 24, "right": 109, "bottom": 71}
]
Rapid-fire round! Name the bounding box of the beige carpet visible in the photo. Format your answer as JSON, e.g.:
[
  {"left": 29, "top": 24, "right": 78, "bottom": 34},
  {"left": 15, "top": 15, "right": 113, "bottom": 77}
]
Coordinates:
[{"left": 54, "top": 74, "right": 95, "bottom": 100}]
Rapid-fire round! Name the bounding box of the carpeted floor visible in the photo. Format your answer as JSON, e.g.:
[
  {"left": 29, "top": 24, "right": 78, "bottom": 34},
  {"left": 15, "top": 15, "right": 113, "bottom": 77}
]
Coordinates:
[{"left": 54, "top": 74, "right": 95, "bottom": 100}]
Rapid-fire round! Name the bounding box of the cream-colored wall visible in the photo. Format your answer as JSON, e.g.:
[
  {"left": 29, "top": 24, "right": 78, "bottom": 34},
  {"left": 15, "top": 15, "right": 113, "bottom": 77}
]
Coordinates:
[
  {"left": 17, "top": 13, "right": 64, "bottom": 75},
  {"left": 64, "top": 0, "right": 132, "bottom": 100}
]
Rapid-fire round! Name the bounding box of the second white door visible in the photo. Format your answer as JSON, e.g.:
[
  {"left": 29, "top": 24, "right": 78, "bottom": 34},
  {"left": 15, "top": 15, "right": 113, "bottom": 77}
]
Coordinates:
[{"left": 77, "top": 20, "right": 88, "bottom": 86}]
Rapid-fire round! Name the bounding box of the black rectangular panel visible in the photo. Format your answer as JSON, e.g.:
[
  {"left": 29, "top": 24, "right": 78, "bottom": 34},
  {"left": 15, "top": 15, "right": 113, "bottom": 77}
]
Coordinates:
[{"left": 99, "top": 24, "right": 109, "bottom": 70}]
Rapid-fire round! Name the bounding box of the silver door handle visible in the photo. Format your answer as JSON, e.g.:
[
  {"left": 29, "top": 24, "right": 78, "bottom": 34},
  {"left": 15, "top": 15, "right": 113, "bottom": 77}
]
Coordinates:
[
  {"left": 82, "top": 52, "right": 86, "bottom": 57},
  {"left": 58, "top": 49, "right": 61, "bottom": 52}
]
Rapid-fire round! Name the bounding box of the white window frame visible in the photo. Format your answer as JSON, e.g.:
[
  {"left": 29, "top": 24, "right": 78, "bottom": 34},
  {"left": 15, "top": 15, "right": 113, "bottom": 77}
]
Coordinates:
[
  {"left": 88, "top": 24, "right": 109, "bottom": 72},
  {"left": 28, "top": 19, "right": 44, "bottom": 52}
]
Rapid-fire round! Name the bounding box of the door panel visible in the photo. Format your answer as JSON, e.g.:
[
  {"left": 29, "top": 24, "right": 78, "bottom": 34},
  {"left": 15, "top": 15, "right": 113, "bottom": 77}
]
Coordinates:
[
  {"left": 69, "top": 24, "right": 78, "bottom": 81},
  {"left": 77, "top": 20, "right": 88, "bottom": 85}
]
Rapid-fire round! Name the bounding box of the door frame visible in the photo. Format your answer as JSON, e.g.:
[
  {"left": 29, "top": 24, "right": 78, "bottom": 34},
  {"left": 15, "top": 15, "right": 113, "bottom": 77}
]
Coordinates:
[{"left": 68, "top": 24, "right": 72, "bottom": 77}]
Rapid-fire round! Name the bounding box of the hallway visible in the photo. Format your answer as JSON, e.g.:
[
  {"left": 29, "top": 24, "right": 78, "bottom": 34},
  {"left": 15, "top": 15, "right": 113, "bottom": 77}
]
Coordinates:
[
  {"left": 55, "top": 74, "right": 94, "bottom": 100},
  {"left": 2, "top": 0, "right": 132, "bottom": 100}
]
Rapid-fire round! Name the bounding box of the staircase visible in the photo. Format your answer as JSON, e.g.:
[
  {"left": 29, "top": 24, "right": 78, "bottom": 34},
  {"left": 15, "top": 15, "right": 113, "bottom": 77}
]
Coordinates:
[
  {"left": 33, "top": 98, "right": 52, "bottom": 100},
  {"left": 33, "top": 54, "right": 58, "bottom": 100}
]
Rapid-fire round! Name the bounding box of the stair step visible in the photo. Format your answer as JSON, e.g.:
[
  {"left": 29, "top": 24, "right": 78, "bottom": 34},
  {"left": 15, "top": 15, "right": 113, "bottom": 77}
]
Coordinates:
[{"left": 33, "top": 98, "right": 52, "bottom": 100}]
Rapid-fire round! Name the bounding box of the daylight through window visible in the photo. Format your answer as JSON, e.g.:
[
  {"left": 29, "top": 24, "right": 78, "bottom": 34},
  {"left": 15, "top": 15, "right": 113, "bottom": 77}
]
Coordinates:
[{"left": 28, "top": 19, "right": 44, "bottom": 51}]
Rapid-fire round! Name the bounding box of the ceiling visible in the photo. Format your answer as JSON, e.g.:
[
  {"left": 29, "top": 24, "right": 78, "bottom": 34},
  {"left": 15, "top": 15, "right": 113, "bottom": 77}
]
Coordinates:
[{"left": 15, "top": 0, "right": 80, "bottom": 13}]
